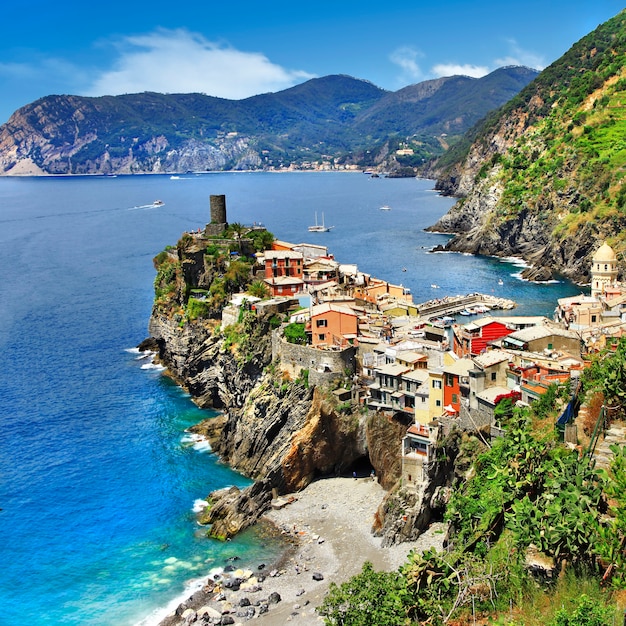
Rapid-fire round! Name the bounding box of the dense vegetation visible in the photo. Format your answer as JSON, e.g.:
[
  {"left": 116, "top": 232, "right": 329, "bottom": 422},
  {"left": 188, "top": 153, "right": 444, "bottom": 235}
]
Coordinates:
[
  {"left": 435, "top": 10, "right": 626, "bottom": 257},
  {"left": 152, "top": 225, "right": 274, "bottom": 320},
  {"left": 317, "top": 340, "right": 626, "bottom": 625},
  {"left": 2, "top": 68, "right": 536, "bottom": 173}
]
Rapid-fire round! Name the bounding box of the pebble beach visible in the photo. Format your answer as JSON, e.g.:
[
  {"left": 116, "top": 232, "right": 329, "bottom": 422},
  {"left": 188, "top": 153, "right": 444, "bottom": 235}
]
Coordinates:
[{"left": 160, "top": 476, "right": 447, "bottom": 625}]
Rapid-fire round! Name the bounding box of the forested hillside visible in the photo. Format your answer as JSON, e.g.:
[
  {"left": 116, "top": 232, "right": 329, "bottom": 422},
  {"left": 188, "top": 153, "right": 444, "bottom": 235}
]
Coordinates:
[
  {"left": 429, "top": 10, "right": 626, "bottom": 284},
  {"left": 0, "top": 68, "right": 536, "bottom": 175}
]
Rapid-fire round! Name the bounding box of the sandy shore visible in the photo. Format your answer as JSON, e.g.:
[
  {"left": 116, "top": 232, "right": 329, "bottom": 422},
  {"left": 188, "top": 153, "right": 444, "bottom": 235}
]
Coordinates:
[{"left": 161, "top": 476, "right": 446, "bottom": 625}]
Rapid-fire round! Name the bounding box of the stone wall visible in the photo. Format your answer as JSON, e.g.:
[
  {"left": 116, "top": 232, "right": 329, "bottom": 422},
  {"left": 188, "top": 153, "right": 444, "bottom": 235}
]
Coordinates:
[
  {"left": 439, "top": 403, "right": 492, "bottom": 436},
  {"left": 272, "top": 331, "right": 356, "bottom": 386}
]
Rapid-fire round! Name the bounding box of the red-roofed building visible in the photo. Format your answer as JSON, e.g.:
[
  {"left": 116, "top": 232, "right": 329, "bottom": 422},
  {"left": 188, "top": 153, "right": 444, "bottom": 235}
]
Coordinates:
[{"left": 263, "top": 250, "right": 304, "bottom": 296}]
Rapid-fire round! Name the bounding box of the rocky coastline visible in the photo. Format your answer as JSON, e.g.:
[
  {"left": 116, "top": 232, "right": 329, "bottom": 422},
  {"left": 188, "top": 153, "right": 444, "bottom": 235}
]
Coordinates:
[{"left": 156, "top": 477, "right": 446, "bottom": 626}]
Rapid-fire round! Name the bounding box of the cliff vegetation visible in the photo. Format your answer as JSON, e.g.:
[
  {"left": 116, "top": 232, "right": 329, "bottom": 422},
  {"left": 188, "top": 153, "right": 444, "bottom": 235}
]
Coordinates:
[
  {"left": 318, "top": 340, "right": 626, "bottom": 624},
  {"left": 429, "top": 10, "right": 626, "bottom": 283}
]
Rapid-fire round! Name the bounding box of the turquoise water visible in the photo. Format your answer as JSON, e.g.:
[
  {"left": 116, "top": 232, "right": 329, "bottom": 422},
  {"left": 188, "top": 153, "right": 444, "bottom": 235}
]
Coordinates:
[{"left": 0, "top": 172, "right": 581, "bottom": 624}]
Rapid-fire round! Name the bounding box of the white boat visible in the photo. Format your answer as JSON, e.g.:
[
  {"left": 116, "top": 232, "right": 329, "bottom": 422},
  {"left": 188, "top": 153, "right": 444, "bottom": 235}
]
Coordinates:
[
  {"left": 379, "top": 205, "right": 391, "bottom": 210},
  {"left": 498, "top": 279, "right": 504, "bottom": 285},
  {"left": 153, "top": 200, "right": 164, "bottom": 206},
  {"left": 170, "top": 175, "right": 180, "bottom": 180},
  {"left": 308, "top": 212, "right": 334, "bottom": 232}
]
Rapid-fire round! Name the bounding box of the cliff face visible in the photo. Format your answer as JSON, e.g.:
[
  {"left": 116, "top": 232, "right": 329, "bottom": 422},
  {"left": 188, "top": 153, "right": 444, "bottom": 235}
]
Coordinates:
[
  {"left": 147, "top": 304, "right": 413, "bottom": 538},
  {"left": 427, "top": 10, "right": 626, "bottom": 284},
  {"left": 0, "top": 98, "right": 260, "bottom": 175}
]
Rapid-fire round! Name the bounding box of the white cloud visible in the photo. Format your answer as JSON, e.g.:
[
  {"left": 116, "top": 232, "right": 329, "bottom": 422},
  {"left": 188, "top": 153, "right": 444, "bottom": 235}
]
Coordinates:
[
  {"left": 389, "top": 46, "right": 424, "bottom": 82},
  {"left": 430, "top": 63, "right": 490, "bottom": 78},
  {"left": 84, "top": 28, "right": 315, "bottom": 99},
  {"left": 428, "top": 39, "right": 545, "bottom": 81},
  {"left": 495, "top": 38, "right": 545, "bottom": 70}
]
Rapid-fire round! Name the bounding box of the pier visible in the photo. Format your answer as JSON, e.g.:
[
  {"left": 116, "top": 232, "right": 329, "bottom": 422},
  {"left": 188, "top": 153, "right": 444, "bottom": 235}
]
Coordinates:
[{"left": 416, "top": 293, "right": 516, "bottom": 321}]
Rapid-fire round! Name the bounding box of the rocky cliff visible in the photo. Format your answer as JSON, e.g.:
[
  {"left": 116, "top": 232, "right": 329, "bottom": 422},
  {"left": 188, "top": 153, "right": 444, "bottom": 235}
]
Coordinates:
[
  {"left": 427, "top": 10, "right": 626, "bottom": 284},
  {"left": 147, "top": 308, "right": 407, "bottom": 539}
]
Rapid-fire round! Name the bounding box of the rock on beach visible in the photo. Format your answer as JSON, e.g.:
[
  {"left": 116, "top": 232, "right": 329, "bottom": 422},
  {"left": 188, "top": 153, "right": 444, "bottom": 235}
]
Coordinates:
[{"left": 159, "top": 476, "right": 446, "bottom": 626}]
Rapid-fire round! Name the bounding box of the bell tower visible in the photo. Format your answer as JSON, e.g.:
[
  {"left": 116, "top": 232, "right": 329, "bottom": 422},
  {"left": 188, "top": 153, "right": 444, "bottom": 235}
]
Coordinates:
[{"left": 591, "top": 242, "right": 618, "bottom": 298}]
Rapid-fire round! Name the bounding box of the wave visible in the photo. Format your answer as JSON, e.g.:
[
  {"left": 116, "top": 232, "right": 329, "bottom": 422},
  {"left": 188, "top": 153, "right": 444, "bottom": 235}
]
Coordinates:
[
  {"left": 134, "top": 577, "right": 207, "bottom": 626},
  {"left": 192, "top": 498, "right": 208, "bottom": 513},
  {"left": 181, "top": 432, "right": 212, "bottom": 453},
  {"left": 511, "top": 271, "right": 560, "bottom": 284},
  {"left": 140, "top": 362, "right": 166, "bottom": 371}
]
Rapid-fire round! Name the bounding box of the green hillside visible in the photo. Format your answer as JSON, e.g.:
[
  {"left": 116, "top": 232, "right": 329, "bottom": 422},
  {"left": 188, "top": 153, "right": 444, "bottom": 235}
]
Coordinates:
[
  {"left": 0, "top": 69, "right": 537, "bottom": 175},
  {"left": 433, "top": 10, "right": 626, "bottom": 275}
]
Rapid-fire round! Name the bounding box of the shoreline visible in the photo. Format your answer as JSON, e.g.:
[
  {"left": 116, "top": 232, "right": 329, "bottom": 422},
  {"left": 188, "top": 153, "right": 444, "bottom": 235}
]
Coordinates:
[{"left": 157, "top": 476, "right": 446, "bottom": 625}]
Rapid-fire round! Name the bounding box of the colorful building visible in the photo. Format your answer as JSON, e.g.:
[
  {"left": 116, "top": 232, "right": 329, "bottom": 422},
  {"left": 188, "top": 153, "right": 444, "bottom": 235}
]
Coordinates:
[
  {"left": 263, "top": 250, "right": 304, "bottom": 296},
  {"left": 309, "top": 302, "right": 359, "bottom": 348},
  {"left": 452, "top": 317, "right": 513, "bottom": 357},
  {"left": 442, "top": 358, "right": 473, "bottom": 415}
]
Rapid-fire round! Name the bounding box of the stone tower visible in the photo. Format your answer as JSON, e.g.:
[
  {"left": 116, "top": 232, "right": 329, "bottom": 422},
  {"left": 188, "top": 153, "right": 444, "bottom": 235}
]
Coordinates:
[
  {"left": 591, "top": 242, "right": 618, "bottom": 298},
  {"left": 204, "top": 194, "right": 229, "bottom": 237}
]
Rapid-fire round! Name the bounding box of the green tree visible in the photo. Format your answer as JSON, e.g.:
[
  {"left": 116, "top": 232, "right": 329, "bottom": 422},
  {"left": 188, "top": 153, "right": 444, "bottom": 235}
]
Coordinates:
[
  {"left": 226, "top": 222, "right": 246, "bottom": 253},
  {"left": 247, "top": 280, "right": 269, "bottom": 299},
  {"left": 317, "top": 561, "right": 410, "bottom": 626},
  {"left": 284, "top": 322, "right": 307, "bottom": 345}
]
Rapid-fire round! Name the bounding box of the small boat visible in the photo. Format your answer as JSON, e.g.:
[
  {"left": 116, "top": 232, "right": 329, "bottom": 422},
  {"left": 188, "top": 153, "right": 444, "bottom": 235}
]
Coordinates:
[
  {"left": 153, "top": 200, "right": 164, "bottom": 206},
  {"left": 431, "top": 284, "right": 439, "bottom": 289},
  {"left": 170, "top": 175, "right": 180, "bottom": 180},
  {"left": 459, "top": 310, "right": 472, "bottom": 316},
  {"left": 308, "top": 212, "right": 334, "bottom": 232},
  {"left": 498, "top": 279, "right": 504, "bottom": 285},
  {"left": 379, "top": 205, "right": 391, "bottom": 211}
]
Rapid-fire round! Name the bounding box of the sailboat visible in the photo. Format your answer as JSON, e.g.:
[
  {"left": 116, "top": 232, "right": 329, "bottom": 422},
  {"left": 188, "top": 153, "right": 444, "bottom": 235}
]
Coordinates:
[{"left": 308, "top": 212, "right": 334, "bottom": 232}]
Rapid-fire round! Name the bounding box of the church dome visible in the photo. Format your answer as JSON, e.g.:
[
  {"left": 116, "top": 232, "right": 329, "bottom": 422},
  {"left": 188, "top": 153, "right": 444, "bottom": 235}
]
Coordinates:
[{"left": 593, "top": 242, "right": 617, "bottom": 263}]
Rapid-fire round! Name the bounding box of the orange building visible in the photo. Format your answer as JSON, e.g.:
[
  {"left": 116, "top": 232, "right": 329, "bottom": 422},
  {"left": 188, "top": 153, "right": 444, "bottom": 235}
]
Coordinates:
[
  {"left": 442, "top": 358, "right": 473, "bottom": 414},
  {"left": 309, "top": 302, "right": 358, "bottom": 348},
  {"left": 263, "top": 250, "right": 304, "bottom": 297}
]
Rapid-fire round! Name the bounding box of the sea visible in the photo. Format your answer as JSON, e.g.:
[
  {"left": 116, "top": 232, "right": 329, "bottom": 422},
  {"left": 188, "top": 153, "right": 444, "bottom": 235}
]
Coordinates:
[{"left": 0, "top": 171, "right": 583, "bottom": 625}]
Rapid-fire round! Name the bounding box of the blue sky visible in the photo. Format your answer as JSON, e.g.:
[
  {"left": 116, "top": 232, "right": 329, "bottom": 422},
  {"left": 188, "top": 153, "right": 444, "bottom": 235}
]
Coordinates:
[{"left": 0, "top": 0, "right": 622, "bottom": 124}]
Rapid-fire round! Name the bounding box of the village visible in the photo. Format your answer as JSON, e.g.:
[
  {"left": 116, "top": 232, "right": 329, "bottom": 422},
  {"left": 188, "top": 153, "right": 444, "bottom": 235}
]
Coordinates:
[{"left": 198, "top": 196, "right": 626, "bottom": 494}]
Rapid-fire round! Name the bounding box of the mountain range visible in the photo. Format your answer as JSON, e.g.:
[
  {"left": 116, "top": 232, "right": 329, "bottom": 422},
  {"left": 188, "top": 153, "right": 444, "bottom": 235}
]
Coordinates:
[{"left": 0, "top": 67, "right": 537, "bottom": 176}]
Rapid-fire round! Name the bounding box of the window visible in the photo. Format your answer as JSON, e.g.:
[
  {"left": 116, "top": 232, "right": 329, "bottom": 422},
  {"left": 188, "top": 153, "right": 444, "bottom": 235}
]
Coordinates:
[
  {"left": 436, "top": 399, "right": 441, "bottom": 407},
  {"left": 591, "top": 315, "right": 597, "bottom": 323},
  {"left": 432, "top": 380, "right": 442, "bottom": 389},
  {"left": 491, "top": 372, "right": 497, "bottom": 381},
  {"left": 452, "top": 394, "right": 458, "bottom": 404},
  {"left": 445, "top": 374, "right": 454, "bottom": 387},
  {"left": 318, "top": 333, "right": 325, "bottom": 342},
  {"left": 316, "top": 319, "right": 328, "bottom": 327}
]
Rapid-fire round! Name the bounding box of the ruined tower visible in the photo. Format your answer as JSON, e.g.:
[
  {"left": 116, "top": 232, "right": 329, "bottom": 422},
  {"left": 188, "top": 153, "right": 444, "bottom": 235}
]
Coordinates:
[{"left": 204, "top": 194, "right": 228, "bottom": 236}]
